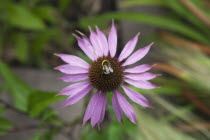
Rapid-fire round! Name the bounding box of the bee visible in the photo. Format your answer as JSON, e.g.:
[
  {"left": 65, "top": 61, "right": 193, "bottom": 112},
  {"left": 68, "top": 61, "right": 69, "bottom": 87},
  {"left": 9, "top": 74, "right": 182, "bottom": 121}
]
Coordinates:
[{"left": 102, "top": 60, "right": 113, "bottom": 74}]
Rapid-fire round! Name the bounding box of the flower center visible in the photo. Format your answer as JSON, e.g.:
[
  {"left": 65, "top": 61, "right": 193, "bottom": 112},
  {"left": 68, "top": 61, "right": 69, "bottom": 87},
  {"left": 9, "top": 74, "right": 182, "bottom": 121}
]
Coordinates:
[{"left": 88, "top": 56, "right": 124, "bottom": 92}]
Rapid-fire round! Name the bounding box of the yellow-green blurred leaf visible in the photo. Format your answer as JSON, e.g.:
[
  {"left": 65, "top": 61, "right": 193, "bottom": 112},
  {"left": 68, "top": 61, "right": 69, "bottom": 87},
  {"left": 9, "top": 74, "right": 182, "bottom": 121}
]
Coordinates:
[
  {"left": 0, "top": 61, "right": 33, "bottom": 111},
  {"left": 120, "top": 0, "right": 166, "bottom": 8},
  {"left": 0, "top": 117, "right": 13, "bottom": 135},
  {"left": 79, "top": 12, "right": 209, "bottom": 44},
  {"left": 14, "top": 33, "right": 29, "bottom": 63},
  {"left": 6, "top": 4, "right": 45, "bottom": 30},
  {"left": 28, "top": 91, "right": 63, "bottom": 117}
]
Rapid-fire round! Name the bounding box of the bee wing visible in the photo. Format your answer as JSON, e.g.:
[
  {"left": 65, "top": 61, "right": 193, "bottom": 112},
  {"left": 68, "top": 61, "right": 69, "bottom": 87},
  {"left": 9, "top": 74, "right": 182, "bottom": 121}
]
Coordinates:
[
  {"left": 109, "top": 67, "right": 113, "bottom": 73},
  {"left": 104, "top": 65, "right": 110, "bottom": 74}
]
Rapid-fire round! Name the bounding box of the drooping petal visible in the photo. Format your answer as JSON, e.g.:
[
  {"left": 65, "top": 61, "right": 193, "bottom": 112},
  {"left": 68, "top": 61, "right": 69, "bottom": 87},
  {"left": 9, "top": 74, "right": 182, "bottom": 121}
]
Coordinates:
[
  {"left": 125, "top": 79, "right": 158, "bottom": 89},
  {"left": 91, "top": 93, "right": 106, "bottom": 127},
  {"left": 58, "top": 81, "right": 90, "bottom": 96},
  {"left": 55, "top": 54, "right": 90, "bottom": 69},
  {"left": 115, "top": 90, "right": 136, "bottom": 124},
  {"left": 83, "top": 92, "right": 99, "bottom": 125},
  {"left": 96, "top": 26, "right": 109, "bottom": 56},
  {"left": 122, "top": 42, "right": 154, "bottom": 66},
  {"left": 118, "top": 33, "right": 140, "bottom": 62},
  {"left": 108, "top": 20, "right": 117, "bottom": 57},
  {"left": 125, "top": 72, "right": 159, "bottom": 81},
  {"left": 54, "top": 65, "right": 88, "bottom": 74},
  {"left": 121, "top": 85, "right": 150, "bottom": 107},
  {"left": 89, "top": 27, "right": 103, "bottom": 57},
  {"left": 124, "top": 64, "right": 154, "bottom": 73},
  {"left": 62, "top": 85, "right": 93, "bottom": 107},
  {"left": 60, "top": 74, "right": 89, "bottom": 82},
  {"left": 112, "top": 92, "right": 123, "bottom": 122},
  {"left": 75, "top": 35, "right": 95, "bottom": 61},
  {"left": 98, "top": 94, "right": 107, "bottom": 124}
]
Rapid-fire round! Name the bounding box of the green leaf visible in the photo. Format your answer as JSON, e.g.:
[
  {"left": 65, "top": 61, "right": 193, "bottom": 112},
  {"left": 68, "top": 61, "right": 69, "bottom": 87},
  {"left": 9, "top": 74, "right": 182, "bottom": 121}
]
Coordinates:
[
  {"left": 0, "top": 106, "right": 5, "bottom": 114},
  {"left": 79, "top": 12, "right": 209, "bottom": 44},
  {"left": 120, "top": 0, "right": 166, "bottom": 8},
  {"left": 5, "top": 3, "right": 45, "bottom": 30},
  {"left": 0, "top": 33, "right": 3, "bottom": 57},
  {"left": 13, "top": 33, "right": 29, "bottom": 63},
  {"left": 162, "top": 105, "right": 194, "bottom": 122},
  {"left": 28, "top": 91, "right": 64, "bottom": 117},
  {"left": 0, "top": 117, "right": 13, "bottom": 135},
  {"left": 31, "top": 29, "right": 59, "bottom": 65},
  {"left": 41, "top": 109, "right": 58, "bottom": 122},
  {"left": 135, "top": 109, "right": 196, "bottom": 140},
  {"left": 30, "top": 129, "right": 59, "bottom": 140},
  {"left": 39, "top": 109, "right": 64, "bottom": 127},
  {"left": 160, "top": 0, "right": 210, "bottom": 37},
  {"left": 190, "top": 0, "right": 210, "bottom": 13},
  {"left": 81, "top": 119, "right": 136, "bottom": 140},
  {"left": 0, "top": 60, "right": 34, "bottom": 111},
  {"left": 59, "top": 0, "right": 72, "bottom": 11},
  {"left": 33, "top": 6, "right": 57, "bottom": 23}
]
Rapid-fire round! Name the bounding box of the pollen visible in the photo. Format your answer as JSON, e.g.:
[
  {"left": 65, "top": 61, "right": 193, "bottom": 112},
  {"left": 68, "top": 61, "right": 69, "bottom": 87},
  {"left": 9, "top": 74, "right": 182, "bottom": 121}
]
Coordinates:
[{"left": 88, "top": 56, "right": 124, "bottom": 92}]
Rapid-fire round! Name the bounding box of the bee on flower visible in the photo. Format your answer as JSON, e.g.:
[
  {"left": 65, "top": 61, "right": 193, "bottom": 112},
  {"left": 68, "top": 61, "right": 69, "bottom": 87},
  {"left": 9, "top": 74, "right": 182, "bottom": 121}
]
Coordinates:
[{"left": 55, "top": 20, "right": 159, "bottom": 127}]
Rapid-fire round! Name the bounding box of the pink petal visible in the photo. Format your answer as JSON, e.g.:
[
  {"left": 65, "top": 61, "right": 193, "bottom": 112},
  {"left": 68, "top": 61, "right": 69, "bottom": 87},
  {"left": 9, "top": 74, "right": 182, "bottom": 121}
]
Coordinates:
[
  {"left": 124, "top": 64, "right": 154, "bottom": 73},
  {"left": 55, "top": 54, "right": 90, "bottom": 69},
  {"left": 121, "top": 85, "right": 150, "bottom": 107},
  {"left": 62, "top": 85, "right": 93, "bottom": 107},
  {"left": 83, "top": 91, "right": 99, "bottom": 125},
  {"left": 115, "top": 90, "right": 136, "bottom": 124},
  {"left": 125, "top": 79, "right": 158, "bottom": 89},
  {"left": 112, "top": 92, "right": 123, "bottom": 122},
  {"left": 58, "top": 81, "right": 90, "bottom": 96},
  {"left": 89, "top": 27, "right": 103, "bottom": 57},
  {"left": 91, "top": 93, "right": 106, "bottom": 127},
  {"left": 108, "top": 20, "right": 117, "bottom": 57},
  {"left": 96, "top": 26, "right": 109, "bottom": 56},
  {"left": 60, "top": 74, "right": 88, "bottom": 82},
  {"left": 54, "top": 64, "right": 88, "bottom": 74},
  {"left": 98, "top": 94, "right": 107, "bottom": 124},
  {"left": 125, "top": 72, "right": 159, "bottom": 81},
  {"left": 122, "top": 42, "right": 154, "bottom": 66},
  {"left": 76, "top": 35, "right": 96, "bottom": 61},
  {"left": 118, "top": 32, "right": 140, "bottom": 62}
]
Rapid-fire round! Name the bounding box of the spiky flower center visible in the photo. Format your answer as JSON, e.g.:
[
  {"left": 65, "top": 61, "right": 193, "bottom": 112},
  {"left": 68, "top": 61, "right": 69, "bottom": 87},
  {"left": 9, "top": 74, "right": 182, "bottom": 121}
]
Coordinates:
[{"left": 88, "top": 56, "right": 124, "bottom": 92}]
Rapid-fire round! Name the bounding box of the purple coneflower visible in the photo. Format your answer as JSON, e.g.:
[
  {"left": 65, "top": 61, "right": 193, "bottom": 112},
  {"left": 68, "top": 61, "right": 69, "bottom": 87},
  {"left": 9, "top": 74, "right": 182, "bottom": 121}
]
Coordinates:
[{"left": 55, "top": 21, "right": 159, "bottom": 127}]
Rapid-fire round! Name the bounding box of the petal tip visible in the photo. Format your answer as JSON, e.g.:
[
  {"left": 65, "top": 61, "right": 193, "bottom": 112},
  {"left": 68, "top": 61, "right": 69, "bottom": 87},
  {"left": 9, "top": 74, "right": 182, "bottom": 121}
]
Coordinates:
[
  {"left": 156, "top": 74, "right": 162, "bottom": 77},
  {"left": 119, "top": 119, "right": 123, "bottom": 123},
  {"left": 61, "top": 103, "right": 67, "bottom": 109},
  {"left": 57, "top": 77, "right": 62, "bottom": 80},
  {"left": 54, "top": 53, "right": 59, "bottom": 56},
  {"left": 130, "top": 118, "right": 137, "bottom": 124},
  {"left": 112, "top": 19, "right": 114, "bottom": 25},
  {"left": 75, "top": 30, "right": 85, "bottom": 36},
  {"left": 82, "top": 121, "right": 87, "bottom": 127},
  {"left": 150, "top": 42, "right": 154, "bottom": 47},
  {"left": 95, "top": 25, "right": 99, "bottom": 30},
  {"left": 136, "top": 32, "right": 140, "bottom": 37},
  {"left": 111, "top": 19, "right": 116, "bottom": 30},
  {"left": 152, "top": 63, "right": 157, "bottom": 67},
  {"left": 91, "top": 122, "right": 96, "bottom": 128},
  {"left": 54, "top": 66, "right": 60, "bottom": 70},
  {"left": 88, "top": 26, "right": 93, "bottom": 32},
  {"left": 148, "top": 104, "right": 155, "bottom": 109},
  {"left": 72, "top": 33, "right": 81, "bottom": 39}
]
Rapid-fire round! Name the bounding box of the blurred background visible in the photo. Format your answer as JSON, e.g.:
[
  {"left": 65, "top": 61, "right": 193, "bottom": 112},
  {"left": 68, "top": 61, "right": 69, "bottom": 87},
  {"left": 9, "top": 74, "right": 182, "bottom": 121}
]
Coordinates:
[{"left": 0, "top": 0, "right": 210, "bottom": 139}]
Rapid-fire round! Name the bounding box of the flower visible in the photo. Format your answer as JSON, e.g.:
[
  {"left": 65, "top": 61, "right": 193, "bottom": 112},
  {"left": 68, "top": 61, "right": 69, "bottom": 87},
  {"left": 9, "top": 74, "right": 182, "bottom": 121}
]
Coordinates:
[{"left": 55, "top": 20, "right": 159, "bottom": 127}]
